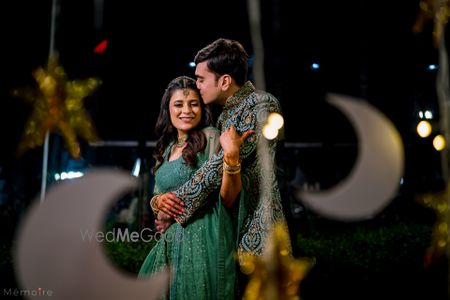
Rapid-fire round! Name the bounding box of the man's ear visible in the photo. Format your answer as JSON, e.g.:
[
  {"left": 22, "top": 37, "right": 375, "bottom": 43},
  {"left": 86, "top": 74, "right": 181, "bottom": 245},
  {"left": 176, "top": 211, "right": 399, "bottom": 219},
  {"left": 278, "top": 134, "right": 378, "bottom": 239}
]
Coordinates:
[{"left": 220, "top": 74, "right": 232, "bottom": 91}]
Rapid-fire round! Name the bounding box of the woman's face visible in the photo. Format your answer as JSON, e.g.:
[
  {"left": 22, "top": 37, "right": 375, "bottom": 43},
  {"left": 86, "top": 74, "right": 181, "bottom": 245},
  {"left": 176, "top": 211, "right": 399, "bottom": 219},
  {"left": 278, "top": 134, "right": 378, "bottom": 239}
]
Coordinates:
[{"left": 169, "top": 88, "right": 202, "bottom": 136}]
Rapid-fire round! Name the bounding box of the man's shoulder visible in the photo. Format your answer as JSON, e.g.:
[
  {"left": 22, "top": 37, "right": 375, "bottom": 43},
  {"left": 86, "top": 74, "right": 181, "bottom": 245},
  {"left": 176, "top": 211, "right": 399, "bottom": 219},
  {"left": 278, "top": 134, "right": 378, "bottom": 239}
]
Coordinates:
[
  {"left": 249, "top": 89, "right": 279, "bottom": 102},
  {"left": 248, "top": 90, "right": 282, "bottom": 112}
]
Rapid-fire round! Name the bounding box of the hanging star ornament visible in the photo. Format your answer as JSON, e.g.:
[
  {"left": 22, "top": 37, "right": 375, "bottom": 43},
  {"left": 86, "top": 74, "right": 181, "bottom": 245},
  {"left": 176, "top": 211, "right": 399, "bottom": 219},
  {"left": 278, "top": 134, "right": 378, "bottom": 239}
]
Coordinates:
[
  {"left": 413, "top": 0, "right": 450, "bottom": 47},
  {"left": 13, "top": 55, "right": 101, "bottom": 159},
  {"left": 238, "top": 223, "right": 315, "bottom": 300},
  {"left": 416, "top": 183, "right": 449, "bottom": 267}
]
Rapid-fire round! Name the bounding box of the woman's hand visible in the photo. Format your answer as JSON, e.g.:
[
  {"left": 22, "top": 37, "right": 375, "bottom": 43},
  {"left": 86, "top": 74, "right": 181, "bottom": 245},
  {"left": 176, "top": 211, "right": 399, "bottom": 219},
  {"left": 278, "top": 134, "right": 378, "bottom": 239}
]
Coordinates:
[
  {"left": 220, "top": 125, "right": 254, "bottom": 164},
  {"left": 155, "top": 211, "right": 173, "bottom": 233},
  {"left": 220, "top": 125, "right": 254, "bottom": 208},
  {"left": 154, "top": 192, "right": 185, "bottom": 218}
]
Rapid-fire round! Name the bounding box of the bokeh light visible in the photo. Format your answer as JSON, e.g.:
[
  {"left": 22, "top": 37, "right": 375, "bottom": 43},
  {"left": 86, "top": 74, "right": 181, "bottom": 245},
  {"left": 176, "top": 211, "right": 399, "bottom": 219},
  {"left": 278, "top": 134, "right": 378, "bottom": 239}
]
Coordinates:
[
  {"left": 433, "top": 134, "right": 446, "bottom": 151},
  {"left": 417, "top": 120, "right": 432, "bottom": 138}
]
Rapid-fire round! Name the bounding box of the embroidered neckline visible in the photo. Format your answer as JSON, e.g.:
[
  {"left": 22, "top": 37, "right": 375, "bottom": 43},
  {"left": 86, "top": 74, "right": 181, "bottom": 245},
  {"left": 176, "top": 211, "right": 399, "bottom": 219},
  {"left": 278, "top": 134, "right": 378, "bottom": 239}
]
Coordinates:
[{"left": 224, "top": 81, "right": 255, "bottom": 109}]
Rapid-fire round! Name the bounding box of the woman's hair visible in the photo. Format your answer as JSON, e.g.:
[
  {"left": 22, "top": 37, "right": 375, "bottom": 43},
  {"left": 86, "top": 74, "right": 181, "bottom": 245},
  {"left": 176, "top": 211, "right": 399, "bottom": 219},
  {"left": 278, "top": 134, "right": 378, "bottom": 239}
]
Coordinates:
[
  {"left": 153, "top": 76, "right": 212, "bottom": 173},
  {"left": 194, "top": 38, "right": 249, "bottom": 86}
]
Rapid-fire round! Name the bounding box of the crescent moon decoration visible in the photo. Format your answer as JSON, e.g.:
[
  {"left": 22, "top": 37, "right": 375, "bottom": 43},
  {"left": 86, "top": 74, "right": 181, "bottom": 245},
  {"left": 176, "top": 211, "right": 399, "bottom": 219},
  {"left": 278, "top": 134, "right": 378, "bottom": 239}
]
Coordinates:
[
  {"left": 15, "top": 169, "right": 169, "bottom": 300},
  {"left": 297, "top": 93, "right": 405, "bottom": 221}
]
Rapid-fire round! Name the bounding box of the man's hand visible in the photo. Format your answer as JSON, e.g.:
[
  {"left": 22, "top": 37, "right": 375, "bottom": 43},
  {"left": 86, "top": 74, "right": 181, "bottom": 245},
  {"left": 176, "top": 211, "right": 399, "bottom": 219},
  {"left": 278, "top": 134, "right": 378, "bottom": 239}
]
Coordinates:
[{"left": 155, "top": 192, "right": 185, "bottom": 218}]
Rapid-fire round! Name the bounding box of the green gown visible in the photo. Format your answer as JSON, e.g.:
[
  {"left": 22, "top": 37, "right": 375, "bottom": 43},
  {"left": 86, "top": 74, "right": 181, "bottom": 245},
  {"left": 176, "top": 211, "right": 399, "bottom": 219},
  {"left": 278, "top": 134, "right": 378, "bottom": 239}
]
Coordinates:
[{"left": 138, "top": 127, "right": 237, "bottom": 300}]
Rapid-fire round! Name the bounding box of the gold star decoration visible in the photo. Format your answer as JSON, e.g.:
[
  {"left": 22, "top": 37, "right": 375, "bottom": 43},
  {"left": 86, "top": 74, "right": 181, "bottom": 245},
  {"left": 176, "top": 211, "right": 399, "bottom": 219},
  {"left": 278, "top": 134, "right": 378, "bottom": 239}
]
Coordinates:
[
  {"left": 417, "top": 182, "right": 449, "bottom": 267},
  {"left": 238, "top": 222, "right": 315, "bottom": 300},
  {"left": 413, "top": 0, "right": 450, "bottom": 47},
  {"left": 13, "top": 55, "right": 100, "bottom": 159}
]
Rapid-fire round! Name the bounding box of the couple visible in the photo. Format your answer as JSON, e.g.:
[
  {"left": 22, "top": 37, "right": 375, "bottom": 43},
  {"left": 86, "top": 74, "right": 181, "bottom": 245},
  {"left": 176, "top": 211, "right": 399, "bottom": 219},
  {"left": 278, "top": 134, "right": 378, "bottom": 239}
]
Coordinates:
[{"left": 138, "top": 38, "right": 291, "bottom": 299}]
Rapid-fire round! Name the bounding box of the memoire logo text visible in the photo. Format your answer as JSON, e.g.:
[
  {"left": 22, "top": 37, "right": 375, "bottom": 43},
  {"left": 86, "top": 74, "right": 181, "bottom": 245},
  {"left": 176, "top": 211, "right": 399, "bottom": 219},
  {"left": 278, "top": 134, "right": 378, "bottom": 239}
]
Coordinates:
[{"left": 3, "top": 287, "right": 53, "bottom": 297}]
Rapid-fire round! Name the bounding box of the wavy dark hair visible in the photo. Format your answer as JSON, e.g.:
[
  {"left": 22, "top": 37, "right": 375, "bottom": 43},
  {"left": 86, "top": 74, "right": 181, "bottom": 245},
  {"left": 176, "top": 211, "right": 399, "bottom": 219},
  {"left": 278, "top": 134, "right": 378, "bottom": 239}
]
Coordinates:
[
  {"left": 153, "top": 76, "right": 213, "bottom": 173},
  {"left": 194, "top": 38, "right": 249, "bottom": 86}
]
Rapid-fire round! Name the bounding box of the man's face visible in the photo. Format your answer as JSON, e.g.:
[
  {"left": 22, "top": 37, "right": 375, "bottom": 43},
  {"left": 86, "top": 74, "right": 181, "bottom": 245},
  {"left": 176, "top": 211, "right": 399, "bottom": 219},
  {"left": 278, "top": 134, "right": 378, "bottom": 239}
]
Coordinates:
[{"left": 195, "top": 61, "right": 223, "bottom": 105}]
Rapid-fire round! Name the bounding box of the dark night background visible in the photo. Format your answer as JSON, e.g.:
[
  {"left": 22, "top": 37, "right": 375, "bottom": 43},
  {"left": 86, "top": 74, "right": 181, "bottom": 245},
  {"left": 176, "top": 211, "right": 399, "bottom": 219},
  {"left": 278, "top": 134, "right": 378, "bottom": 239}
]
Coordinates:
[
  {"left": 0, "top": 0, "right": 448, "bottom": 299},
  {"left": 1, "top": 0, "right": 442, "bottom": 184},
  {"left": 1, "top": 0, "right": 438, "bottom": 143}
]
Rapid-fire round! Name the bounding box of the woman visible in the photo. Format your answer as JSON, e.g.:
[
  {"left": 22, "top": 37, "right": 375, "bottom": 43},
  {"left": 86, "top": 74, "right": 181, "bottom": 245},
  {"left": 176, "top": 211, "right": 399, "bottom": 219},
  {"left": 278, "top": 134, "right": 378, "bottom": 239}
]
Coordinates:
[{"left": 138, "top": 76, "right": 248, "bottom": 300}]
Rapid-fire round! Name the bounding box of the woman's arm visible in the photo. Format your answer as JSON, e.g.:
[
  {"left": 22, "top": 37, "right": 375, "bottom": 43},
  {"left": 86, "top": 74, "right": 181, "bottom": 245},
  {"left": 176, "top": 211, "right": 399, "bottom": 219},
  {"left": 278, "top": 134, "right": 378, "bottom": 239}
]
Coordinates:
[{"left": 220, "top": 125, "right": 254, "bottom": 208}]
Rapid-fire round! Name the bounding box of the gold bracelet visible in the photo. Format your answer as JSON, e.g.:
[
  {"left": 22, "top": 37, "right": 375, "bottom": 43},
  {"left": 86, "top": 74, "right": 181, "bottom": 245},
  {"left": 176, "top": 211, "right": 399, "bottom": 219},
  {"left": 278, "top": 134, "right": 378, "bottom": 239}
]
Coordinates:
[
  {"left": 224, "top": 168, "right": 241, "bottom": 175},
  {"left": 150, "top": 195, "right": 160, "bottom": 214},
  {"left": 223, "top": 158, "right": 241, "bottom": 174},
  {"left": 223, "top": 156, "right": 241, "bottom": 167}
]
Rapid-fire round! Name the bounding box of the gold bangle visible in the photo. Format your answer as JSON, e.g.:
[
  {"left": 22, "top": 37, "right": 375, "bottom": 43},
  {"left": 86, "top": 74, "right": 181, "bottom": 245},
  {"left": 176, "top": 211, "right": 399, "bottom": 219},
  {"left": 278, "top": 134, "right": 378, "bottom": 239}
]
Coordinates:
[
  {"left": 150, "top": 195, "right": 160, "bottom": 214},
  {"left": 223, "top": 159, "right": 241, "bottom": 174},
  {"left": 223, "top": 157, "right": 241, "bottom": 167},
  {"left": 224, "top": 163, "right": 240, "bottom": 170},
  {"left": 224, "top": 168, "right": 241, "bottom": 175}
]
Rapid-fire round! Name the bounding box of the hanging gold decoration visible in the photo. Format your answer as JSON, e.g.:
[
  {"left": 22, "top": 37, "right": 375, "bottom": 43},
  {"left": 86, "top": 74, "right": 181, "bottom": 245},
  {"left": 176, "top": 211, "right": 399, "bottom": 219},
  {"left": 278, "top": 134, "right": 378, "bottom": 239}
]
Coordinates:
[
  {"left": 13, "top": 55, "right": 100, "bottom": 159},
  {"left": 413, "top": 0, "right": 450, "bottom": 47},
  {"left": 238, "top": 223, "right": 314, "bottom": 300},
  {"left": 417, "top": 183, "right": 449, "bottom": 267}
]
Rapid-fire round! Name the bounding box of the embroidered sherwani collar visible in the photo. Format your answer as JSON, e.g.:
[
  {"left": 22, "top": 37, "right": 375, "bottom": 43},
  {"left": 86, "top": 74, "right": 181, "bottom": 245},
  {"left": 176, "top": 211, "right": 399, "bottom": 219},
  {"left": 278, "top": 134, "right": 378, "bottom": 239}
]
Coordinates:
[{"left": 224, "top": 81, "right": 255, "bottom": 109}]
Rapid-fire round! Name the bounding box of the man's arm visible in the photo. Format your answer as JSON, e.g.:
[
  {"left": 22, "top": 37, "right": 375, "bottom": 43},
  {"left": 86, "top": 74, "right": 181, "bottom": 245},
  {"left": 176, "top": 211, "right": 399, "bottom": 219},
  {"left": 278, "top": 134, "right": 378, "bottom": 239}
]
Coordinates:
[
  {"left": 173, "top": 124, "right": 259, "bottom": 224},
  {"left": 171, "top": 96, "right": 280, "bottom": 225},
  {"left": 153, "top": 127, "right": 221, "bottom": 221},
  {"left": 173, "top": 150, "right": 224, "bottom": 224}
]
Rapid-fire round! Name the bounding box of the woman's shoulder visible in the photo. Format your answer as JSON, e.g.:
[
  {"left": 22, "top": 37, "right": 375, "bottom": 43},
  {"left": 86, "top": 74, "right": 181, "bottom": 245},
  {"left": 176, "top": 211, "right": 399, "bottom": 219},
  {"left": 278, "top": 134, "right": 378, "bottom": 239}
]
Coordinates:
[
  {"left": 202, "top": 126, "right": 220, "bottom": 138},
  {"left": 200, "top": 126, "right": 221, "bottom": 157}
]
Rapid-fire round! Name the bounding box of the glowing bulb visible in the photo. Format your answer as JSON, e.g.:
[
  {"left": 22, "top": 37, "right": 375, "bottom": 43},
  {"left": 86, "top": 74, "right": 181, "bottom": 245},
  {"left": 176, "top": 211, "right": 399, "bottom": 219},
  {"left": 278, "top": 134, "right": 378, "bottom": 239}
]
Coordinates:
[
  {"left": 267, "top": 112, "right": 284, "bottom": 129},
  {"left": 433, "top": 134, "right": 446, "bottom": 151},
  {"left": 424, "top": 110, "right": 433, "bottom": 119},
  {"left": 417, "top": 120, "right": 432, "bottom": 138},
  {"left": 263, "top": 124, "right": 278, "bottom": 140}
]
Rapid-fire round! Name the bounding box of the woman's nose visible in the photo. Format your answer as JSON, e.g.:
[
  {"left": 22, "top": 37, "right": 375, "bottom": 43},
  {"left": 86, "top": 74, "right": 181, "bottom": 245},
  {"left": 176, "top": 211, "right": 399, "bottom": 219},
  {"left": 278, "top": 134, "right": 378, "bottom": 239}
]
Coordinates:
[{"left": 182, "top": 104, "right": 192, "bottom": 113}]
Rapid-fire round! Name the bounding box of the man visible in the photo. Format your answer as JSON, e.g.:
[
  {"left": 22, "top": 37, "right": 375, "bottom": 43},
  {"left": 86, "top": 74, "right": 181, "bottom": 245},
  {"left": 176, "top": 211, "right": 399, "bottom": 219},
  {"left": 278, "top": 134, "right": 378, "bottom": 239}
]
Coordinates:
[{"left": 155, "top": 38, "right": 291, "bottom": 257}]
